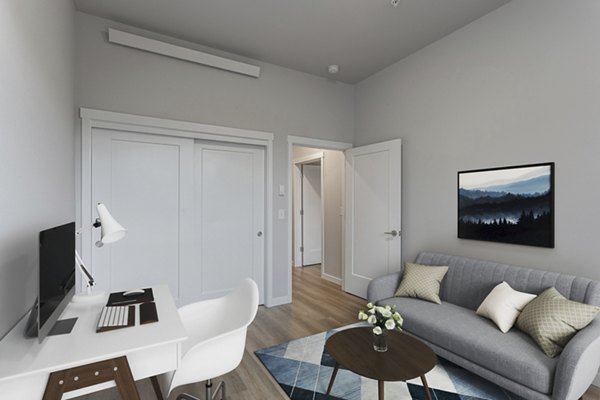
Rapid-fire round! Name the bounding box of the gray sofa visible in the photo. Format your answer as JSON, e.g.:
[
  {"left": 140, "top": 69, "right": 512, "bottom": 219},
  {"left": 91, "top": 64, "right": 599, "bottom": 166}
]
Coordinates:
[{"left": 367, "top": 251, "right": 600, "bottom": 400}]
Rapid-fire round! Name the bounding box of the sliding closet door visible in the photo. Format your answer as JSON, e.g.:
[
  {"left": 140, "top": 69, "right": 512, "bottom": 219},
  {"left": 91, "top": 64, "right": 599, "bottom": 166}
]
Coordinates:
[
  {"left": 90, "top": 129, "right": 194, "bottom": 301},
  {"left": 90, "top": 130, "right": 265, "bottom": 305},
  {"left": 181, "top": 142, "right": 265, "bottom": 304}
]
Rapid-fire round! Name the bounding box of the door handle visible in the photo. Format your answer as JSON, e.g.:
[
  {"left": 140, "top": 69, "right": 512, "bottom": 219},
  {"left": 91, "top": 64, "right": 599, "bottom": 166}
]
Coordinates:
[
  {"left": 257, "top": 231, "right": 263, "bottom": 237},
  {"left": 384, "top": 230, "right": 398, "bottom": 237}
]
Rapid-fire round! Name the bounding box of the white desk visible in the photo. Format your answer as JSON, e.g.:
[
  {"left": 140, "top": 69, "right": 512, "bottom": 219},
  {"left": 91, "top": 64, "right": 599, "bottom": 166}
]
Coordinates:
[{"left": 0, "top": 285, "right": 187, "bottom": 399}]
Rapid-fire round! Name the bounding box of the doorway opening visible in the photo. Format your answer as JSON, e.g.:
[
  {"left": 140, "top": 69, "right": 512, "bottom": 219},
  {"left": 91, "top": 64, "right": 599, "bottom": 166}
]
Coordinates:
[
  {"left": 294, "top": 152, "right": 322, "bottom": 268},
  {"left": 291, "top": 145, "right": 344, "bottom": 285}
]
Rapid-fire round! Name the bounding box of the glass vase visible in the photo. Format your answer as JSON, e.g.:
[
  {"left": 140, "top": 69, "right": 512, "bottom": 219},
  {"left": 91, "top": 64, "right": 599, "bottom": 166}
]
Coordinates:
[{"left": 373, "top": 330, "right": 388, "bottom": 352}]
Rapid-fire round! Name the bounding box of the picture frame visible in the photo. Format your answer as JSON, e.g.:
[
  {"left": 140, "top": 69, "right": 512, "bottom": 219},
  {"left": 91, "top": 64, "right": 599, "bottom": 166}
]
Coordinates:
[{"left": 457, "top": 162, "right": 554, "bottom": 248}]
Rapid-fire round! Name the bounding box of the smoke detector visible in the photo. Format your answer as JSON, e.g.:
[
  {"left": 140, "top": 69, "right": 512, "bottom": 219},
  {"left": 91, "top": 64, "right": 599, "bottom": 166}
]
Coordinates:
[
  {"left": 328, "top": 64, "right": 339, "bottom": 74},
  {"left": 391, "top": 0, "right": 400, "bottom": 7}
]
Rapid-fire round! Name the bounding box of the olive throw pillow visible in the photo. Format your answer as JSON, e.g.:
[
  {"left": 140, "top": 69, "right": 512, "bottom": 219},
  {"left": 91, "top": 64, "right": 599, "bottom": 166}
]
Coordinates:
[
  {"left": 394, "top": 262, "right": 448, "bottom": 304},
  {"left": 516, "top": 287, "right": 600, "bottom": 358}
]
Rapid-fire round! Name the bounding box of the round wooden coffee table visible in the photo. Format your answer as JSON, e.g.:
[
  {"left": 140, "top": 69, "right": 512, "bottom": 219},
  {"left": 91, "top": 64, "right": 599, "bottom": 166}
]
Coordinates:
[{"left": 325, "top": 327, "right": 436, "bottom": 400}]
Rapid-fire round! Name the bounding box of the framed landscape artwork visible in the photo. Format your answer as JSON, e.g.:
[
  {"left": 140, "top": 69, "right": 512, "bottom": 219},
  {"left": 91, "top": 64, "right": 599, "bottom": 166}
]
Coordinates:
[{"left": 458, "top": 163, "right": 554, "bottom": 248}]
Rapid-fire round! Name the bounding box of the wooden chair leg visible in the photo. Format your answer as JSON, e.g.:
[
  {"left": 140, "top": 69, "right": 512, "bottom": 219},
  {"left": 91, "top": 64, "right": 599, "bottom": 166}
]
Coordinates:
[{"left": 42, "top": 356, "right": 140, "bottom": 400}]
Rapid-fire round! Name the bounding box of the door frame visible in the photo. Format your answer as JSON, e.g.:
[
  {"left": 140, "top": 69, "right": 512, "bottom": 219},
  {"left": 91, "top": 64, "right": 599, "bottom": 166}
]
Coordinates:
[
  {"left": 79, "top": 108, "right": 276, "bottom": 305},
  {"left": 287, "top": 136, "right": 352, "bottom": 296},
  {"left": 293, "top": 152, "right": 324, "bottom": 268}
]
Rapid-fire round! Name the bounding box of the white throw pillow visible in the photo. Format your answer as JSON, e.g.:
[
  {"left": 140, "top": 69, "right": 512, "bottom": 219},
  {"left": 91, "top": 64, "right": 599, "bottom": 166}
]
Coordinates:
[{"left": 476, "top": 282, "right": 537, "bottom": 333}]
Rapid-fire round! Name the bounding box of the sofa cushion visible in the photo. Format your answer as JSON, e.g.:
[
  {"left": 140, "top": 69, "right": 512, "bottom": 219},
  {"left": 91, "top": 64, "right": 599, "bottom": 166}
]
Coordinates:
[
  {"left": 394, "top": 262, "right": 448, "bottom": 304},
  {"left": 516, "top": 287, "right": 600, "bottom": 358},
  {"left": 476, "top": 281, "right": 537, "bottom": 333},
  {"left": 414, "top": 252, "right": 600, "bottom": 310},
  {"left": 381, "top": 296, "right": 558, "bottom": 394}
]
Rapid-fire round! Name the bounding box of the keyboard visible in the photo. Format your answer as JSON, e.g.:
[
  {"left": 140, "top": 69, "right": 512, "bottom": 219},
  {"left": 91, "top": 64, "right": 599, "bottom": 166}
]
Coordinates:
[{"left": 97, "top": 305, "right": 135, "bottom": 332}]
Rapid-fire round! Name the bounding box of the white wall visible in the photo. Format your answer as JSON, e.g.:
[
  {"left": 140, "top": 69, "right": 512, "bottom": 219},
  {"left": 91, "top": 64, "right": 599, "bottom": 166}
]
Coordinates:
[
  {"left": 0, "top": 0, "right": 75, "bottom": 338},
  {"left": 75, "top": 12, "right": 355, "bottom": 303},
  {"left": 292, "top": 146, "right": 344, "bottom": 282},
  {"left": 354, "top": 0, "right": 600, "bottom": 281}
]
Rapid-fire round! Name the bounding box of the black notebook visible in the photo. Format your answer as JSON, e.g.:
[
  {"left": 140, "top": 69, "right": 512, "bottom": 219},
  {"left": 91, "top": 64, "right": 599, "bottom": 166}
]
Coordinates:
[
  {"left": 140, "top": 302, "right": 159, "bottom": 324},
  {"left": 106, "top": 288, "right": 154, "bottom": 306}
]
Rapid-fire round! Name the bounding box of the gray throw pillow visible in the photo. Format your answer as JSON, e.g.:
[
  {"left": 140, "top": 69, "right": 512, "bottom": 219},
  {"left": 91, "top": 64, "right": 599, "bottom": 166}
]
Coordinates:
[
  {"left": 394, "top": 262, "right": 448, "bottom": 304},
  {"left": 516, "top": 287, "right": 600, "bottom": 358}
]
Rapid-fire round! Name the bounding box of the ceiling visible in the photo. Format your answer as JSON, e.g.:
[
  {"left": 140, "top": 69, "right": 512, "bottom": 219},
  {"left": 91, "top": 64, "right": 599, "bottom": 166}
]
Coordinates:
[{"left": 74, "top": 0, "right": 511, "bottom": 83}]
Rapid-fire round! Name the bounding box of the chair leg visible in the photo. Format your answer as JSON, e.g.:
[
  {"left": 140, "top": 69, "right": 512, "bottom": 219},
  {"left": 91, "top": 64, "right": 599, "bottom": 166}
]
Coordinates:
[
  {"left": 206, "top": 379, "right": 225, "bottom": 400},
  {"left": 213, "top": 381, "right": 225, "bottom": 400},
  {"left": 176, "top": 394, "right": 200, "bottom": 400},
  {"left": 206, "top": 379, "right": 212, "bottom": 400},
  {"left": 176, "top": 378, "right": 224, "bottom": 400}
]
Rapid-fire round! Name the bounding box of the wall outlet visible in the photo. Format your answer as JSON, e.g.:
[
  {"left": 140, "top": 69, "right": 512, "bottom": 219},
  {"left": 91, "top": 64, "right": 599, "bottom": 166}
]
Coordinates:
[{"left": 278, "top": 209, "right": 285, "bottom": 219}]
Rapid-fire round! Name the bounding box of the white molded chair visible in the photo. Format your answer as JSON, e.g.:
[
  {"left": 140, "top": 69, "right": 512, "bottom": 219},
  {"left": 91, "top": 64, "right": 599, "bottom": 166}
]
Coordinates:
[{"left": 153, "top": 278, "right": 259, "bottom": 400}]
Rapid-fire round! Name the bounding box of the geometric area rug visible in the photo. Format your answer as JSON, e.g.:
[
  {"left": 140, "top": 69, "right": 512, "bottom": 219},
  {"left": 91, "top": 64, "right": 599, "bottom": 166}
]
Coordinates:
[{"left": 255, "top": 323, "right": 525, "bottom": 400}]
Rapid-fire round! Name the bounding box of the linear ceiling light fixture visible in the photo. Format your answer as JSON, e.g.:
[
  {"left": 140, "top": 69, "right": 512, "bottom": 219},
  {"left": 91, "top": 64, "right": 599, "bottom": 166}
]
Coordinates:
[{"left": 108, "top": 28, "right": 261, "bottom": 78}]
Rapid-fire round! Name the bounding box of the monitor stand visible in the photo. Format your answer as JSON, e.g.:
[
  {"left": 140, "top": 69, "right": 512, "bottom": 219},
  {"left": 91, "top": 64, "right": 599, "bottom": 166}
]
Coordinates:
[{"left": 48, "top": 318, "right": 78, "bottom": 336}]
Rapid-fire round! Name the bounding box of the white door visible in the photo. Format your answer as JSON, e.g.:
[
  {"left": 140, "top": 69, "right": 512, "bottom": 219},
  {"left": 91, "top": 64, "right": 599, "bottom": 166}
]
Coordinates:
[
  {"left": 301, "top": 164, "right": 322, "bottom": 266},
  {"left": 90, "top": 131, "right": 265, "bottom": 305},
  {"left": 90, "top": 129, "right": 194, "bottom": 302},
  {"left": 188, "top": 142, "right": 265, "bottom": 303},
  {"left": 344, "top": 139, "right": 402, "bottom": 298}
]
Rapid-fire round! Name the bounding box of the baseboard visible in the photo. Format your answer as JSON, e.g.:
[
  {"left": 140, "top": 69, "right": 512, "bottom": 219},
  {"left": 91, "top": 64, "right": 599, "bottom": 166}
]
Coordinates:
[
  {"left": 266, "top": 295, "right": 291, "bottom": 308},
  {"left": 321, "top": 272, "right": 342, "bottom": 285}
]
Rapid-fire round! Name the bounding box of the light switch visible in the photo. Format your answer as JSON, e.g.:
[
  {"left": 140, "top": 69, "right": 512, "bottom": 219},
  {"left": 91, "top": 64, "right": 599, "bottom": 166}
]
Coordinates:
[
  {"left": 278, "top": 185, "right": 285, "bottom": 196},
  {"left": 278, "top": 209, "right": 285, "bottom": 219}
]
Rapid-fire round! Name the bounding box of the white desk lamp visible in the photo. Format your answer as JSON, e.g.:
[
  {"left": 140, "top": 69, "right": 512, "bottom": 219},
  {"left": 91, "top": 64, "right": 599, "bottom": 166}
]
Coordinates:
[{"left": 73, "top": 203, "right": 127, "bottom": 303}]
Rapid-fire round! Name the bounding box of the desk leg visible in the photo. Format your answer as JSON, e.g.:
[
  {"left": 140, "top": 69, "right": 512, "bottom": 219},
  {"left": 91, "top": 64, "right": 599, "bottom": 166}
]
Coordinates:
[
  {"left": 420, "top": 375, "right": 433, "bottom": 400},
  {"left": 42, "top": 356, "right": 141, "bottom": 400},
  {"left": 325, "top": 362, "right": 339, "bottom": 395},
  {"left": 378, "top": 380, "right": 384, "bottom": 400},
  {"left": 151, "top": 375, "right": 165, "bottom": 400}
]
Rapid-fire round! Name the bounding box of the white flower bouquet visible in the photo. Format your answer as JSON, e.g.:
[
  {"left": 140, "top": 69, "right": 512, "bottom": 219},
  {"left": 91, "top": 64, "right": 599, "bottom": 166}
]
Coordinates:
[{"left": 358, "top": 302, "right": 403, "bottom": 335}]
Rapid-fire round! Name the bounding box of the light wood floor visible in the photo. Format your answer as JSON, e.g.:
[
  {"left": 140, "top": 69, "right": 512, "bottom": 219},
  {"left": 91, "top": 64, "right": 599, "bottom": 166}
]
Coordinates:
[{"left": 76, "top": 265, "right": 600, "bottom": 400}]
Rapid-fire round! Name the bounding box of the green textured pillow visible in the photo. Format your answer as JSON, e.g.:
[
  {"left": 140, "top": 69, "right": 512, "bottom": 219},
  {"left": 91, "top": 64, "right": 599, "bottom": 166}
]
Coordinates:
[
  {"left": 516, "top": 287, "right": 600, "bottom": 358},
  {"left": 394, "top": 262, "right": 448, "bottom": 304}
]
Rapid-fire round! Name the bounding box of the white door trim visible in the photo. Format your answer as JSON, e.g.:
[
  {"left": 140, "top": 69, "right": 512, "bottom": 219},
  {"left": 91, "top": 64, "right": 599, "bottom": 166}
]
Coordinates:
[
  {"left": 294, "top": 153, "right": 324, "bottom": 165},
  {"left": 287, "top": 136, "right": 352, "bottom": 298},
  {"left": 80, "top": 108, "right": 276, "bottom": 306}
]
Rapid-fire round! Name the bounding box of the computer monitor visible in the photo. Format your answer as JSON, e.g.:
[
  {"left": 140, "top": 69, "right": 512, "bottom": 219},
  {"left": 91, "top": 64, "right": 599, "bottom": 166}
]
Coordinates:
[{"left": 25, "top": 222, "right": 77, "bottom": 342}]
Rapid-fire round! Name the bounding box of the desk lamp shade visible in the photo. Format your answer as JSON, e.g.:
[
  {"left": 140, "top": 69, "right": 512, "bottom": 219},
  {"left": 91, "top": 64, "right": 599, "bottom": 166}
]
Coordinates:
[
  {"left": 97, "top": 203, "right": 127, "bottom": 244},
  {"left": 73, "top": 204, "right": 127, "bottom": 303}
]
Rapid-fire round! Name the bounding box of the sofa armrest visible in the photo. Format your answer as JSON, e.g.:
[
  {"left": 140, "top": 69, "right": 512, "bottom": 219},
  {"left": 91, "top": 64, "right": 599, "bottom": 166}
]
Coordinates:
[
  {"left": 367, "top": 272, "right": 402, "bottom": 303},
  {"left": 552, "top": 316, "right": 600, "bottom": 400}
]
